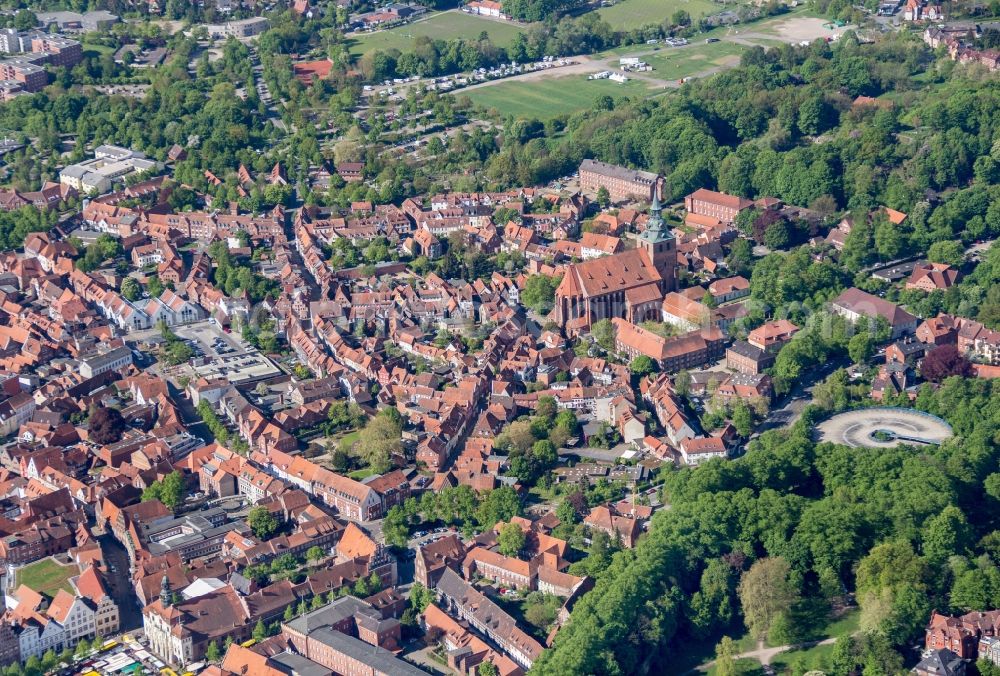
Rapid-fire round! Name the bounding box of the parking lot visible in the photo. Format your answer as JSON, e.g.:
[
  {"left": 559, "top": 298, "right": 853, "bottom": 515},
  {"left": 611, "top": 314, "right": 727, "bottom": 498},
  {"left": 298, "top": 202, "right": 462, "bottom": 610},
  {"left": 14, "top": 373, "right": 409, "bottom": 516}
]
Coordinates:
[{"left": 170, "top": 320, "right": 245, "bottom": 359}]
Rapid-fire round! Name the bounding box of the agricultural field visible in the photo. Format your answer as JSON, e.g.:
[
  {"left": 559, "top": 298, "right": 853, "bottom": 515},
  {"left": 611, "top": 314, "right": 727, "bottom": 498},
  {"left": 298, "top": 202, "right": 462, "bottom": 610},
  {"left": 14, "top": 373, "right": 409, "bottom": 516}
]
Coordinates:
[
  {"left": 15, "top": 557, "right": 77, "bottom": 598},
  {"left": 460, "top": 75, "right": 653, "bottom": 119},
  {"left": 596, "top": 0, "right": 721, "bottom": 29},
  {"left": 348, "top": 11, "right": 526, "bottom": 56}
]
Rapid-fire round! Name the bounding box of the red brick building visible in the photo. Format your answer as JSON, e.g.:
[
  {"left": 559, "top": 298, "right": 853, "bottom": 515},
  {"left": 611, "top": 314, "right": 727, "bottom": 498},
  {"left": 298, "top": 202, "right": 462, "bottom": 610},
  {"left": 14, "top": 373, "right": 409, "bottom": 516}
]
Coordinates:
[
  {"left": 684, "top": 188, "right": 754, "bottom": 225},
  {"left": 578, "top": 158, "right": 662, "bottom": 203}
]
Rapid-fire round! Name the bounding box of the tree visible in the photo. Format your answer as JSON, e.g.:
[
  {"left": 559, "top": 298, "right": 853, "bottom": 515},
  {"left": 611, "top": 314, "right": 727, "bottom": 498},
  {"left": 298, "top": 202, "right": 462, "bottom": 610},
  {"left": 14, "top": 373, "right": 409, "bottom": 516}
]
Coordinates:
[
  {"left": 537, "top": 395, "right": 557, "bottom": 420},
  {"left": 74, "top": 637, "right": 91, "bottom": 656},
  {"left": 556, "top": 498, "right": 581, "bottom": 526},
  {"left": 629, "top": 355, "right": 656, "bottom": 377},
  {"left": 521, "top": 274, "right": 560, "bottom": 314},
  {"left": 731, "top": 400, "right": 754, "bottom": 438},
  {"left": 856, "top": 540, "right": 931, "bottom": 643},
  {"left": 738, "top": 557, "right": 799, "bottom": 641},
  {"left": 247, "top": 506, "right": 279, "bottom": 540},
  {"left": 88, "top": 406, "right": 126, "bottom": 444},
  {"left": 596, "top": 186, "right": 610, "bottom": 207},
  {"left": 383, "top": 505, "right": 410, "bottom": 547},
  {"left": 674, "top": 370, "right": 692, "bottom": 397},
  {"left": 923, "top": 505, "right": 972, "bottom": 565},
  {"left": 356, "top": 409, "right": 403, "bottom": 473},
  {"left": 142, "top": 471, "right": 186, "bottom": 509},
  {"left": 591, "top": 318, "right": 616, "bottom": 351},
  {"left": 715, "top": 636, "right": 739, "bottom": 676},
  {"left": 411, "top": 582, "right": 433, "bottom": 613},
  {"left": 498, "top": 522, "right": 526, "bottom": 557},
  {"left": 763, "top": 221, "right": 791, "bottom": 250},
  {"left": 927, "top": 239, "right": 965, "bottom": 267},
  {"left": 283, "top": 604, "right": 295, "bottom": 621},
  {"left": 164, "top": 340, "right": 194, "bottom": 365},
  {"left": 306, "top": 546, "right": 326, "bottom": 562},
  {"left": 147, "top": 275, "right": 164, "bottom": 298},
  {"left": 848, "top": 331, "right": 875, "bottom": 364},
  {"left": 735, "top": 209, "right": 760, "bottom": 238},
  {"left": 475, "top": 487, "right": 521, "bottom": 530},
  {"left": 121, "top": 276, "right": 141, "bottom": 301},
  {"left": 688, "top": 558, "right": 736, "bottom": 638},
  {"left": 252, "top": 619, "right": 267, "bottom": 641},
  {"left": 478, "top": 661, "right": 499, "bottom": 676},
  {"left": 13, "top": 10, "right": 36, "bottom": 31},
  {"left": 921, "top": 344, "right": 974, "bottom": 382},
  {"left": 205, "top": 640, "right": 221, "bottom": 662}
]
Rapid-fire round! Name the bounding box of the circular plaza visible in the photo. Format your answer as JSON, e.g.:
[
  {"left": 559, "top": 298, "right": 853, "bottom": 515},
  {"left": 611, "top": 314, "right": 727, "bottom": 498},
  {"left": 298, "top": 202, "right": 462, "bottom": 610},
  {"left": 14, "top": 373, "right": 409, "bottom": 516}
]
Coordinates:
[{"left": 815, "top": 407, "right": 953, "bottom": 448}]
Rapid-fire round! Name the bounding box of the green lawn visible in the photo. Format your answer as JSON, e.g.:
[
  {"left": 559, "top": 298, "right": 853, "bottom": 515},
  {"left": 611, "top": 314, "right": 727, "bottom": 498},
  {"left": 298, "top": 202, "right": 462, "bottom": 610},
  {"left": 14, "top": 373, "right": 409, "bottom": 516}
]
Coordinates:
[
  {"left": 643, "top": 40, "right": 749, "bottom": 81},
  {"left": 348, "top": 467, "right": 376, "bottom": 480},
  {"left": 770, "top": 642, "right": 836, "bottom": 674},
  {"left": 15, "top": 558, "right": 77, "bottom": 598},
  {"left": 348, "top": 11, "right": 525, "bottom": 56},
  {"left": 461, "top": 75, "right": 653, "bottom": 119},
  {"left": 82, "top": 43, "right": 115, "bottom": 57},
  {"left": 337, "top": 430, "right": 361, "bottom": 453},
  {"left": 708, "top": 658, "right": 765, "bottom": 676},
  {"left": 596, "top": 0, "right": 720, "bottom": 29}
]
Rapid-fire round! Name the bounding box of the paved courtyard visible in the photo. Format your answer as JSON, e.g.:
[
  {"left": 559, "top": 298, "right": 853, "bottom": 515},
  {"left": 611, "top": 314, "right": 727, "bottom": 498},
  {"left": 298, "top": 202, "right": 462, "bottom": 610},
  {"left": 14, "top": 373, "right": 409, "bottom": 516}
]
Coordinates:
[{"left": 816, "top": 408, "right": 953, "bottom": 448}]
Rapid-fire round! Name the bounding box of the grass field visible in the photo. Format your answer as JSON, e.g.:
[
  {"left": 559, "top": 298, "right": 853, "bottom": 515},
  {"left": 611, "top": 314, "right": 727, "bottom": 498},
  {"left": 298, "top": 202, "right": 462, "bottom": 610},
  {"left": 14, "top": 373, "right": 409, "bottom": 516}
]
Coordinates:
[
  {"left": 708, "top": 658, "right": 764, "bottom": 676},
  {"left": 597, "top": 0, "right": 720, "bottom": 29},
  {"left": 348, "top": 11, "right": 525, "bottom": 56},
  {"left": 643, "top": 40, "right": 749, "bottom": 80},
  {"left": 462, "top": 75, "right": 652, "bottom": 119},
  {"left": 15, "top": 558, "right": 77, "bottom": 598}
]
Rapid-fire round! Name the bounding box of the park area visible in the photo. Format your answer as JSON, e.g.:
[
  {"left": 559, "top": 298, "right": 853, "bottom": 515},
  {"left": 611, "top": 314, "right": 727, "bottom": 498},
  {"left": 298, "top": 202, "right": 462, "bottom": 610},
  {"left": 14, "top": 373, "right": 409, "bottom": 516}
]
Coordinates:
[
  {"left": 348, "top": 11, "right": 525, "bottom": 56},
  {"left": 461, "top": 74, "right": 652, "bottom": 119},
  {"left": 597, "top": 0, "right": 719, "bottom": 29},
  {"left": 15, "top": 557, "right": 77, "bottom": 598}
]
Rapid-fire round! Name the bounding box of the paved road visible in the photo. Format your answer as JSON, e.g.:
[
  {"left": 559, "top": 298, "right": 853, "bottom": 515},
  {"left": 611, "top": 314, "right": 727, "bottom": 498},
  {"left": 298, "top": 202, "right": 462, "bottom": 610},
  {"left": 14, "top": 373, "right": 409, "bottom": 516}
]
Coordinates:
[
  {"left": 757, "top": 357, "right": 847, "bottom": 433},
  {"left": 98, "top": 534, "right": 144, "bottom": 632},
  {"left": 966, "top": 237, "right": 997, "bottom": 262}
]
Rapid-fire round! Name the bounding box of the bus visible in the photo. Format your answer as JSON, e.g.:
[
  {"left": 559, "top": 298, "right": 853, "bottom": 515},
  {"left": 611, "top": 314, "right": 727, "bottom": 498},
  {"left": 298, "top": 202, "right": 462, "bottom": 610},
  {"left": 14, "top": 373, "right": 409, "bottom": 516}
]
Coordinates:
[
  {"left": 101, "top": 640, "right": 119, "bottom": 652},
  {"left": 240, "top": 639, "right": 257, "bottom": 648}
]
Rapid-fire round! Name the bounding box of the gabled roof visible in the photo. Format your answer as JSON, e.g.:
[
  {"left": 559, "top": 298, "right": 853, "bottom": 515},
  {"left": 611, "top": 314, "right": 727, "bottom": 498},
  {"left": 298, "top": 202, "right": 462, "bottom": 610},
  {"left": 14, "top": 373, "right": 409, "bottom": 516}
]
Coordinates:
[{"left": 336, "top": 522, "right": 377, "bottom": 560}]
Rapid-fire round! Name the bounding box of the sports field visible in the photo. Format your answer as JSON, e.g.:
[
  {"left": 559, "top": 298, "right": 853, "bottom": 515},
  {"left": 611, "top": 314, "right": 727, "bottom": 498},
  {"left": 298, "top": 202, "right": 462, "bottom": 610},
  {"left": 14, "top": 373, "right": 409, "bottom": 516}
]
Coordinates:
[
  {"left": 348, "top": 11, "right": 525, "bottom": 56},
  {"left": 462, "top": 75, "right": 652, "bottom": 119},
  {"left": 596, "top": 0, "right": 719, "bottom": 29},
  {"left": 15, "top": 557, "right": 77, "bottom": 598},
  {"left": 642, "top": 40, "right": 748, "bottom": 80}
]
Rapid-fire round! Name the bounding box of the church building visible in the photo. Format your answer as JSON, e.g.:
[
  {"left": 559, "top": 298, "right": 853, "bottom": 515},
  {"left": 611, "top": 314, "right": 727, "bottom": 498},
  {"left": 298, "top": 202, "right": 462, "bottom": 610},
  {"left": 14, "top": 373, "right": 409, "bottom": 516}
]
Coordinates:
[{"left": 553, "top": 199, "right": 676, "bottom": 334}]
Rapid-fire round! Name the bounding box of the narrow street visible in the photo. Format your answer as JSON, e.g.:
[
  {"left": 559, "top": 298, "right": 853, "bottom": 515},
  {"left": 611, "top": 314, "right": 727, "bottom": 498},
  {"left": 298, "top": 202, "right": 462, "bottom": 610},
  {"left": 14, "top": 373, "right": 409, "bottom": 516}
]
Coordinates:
[{"left": 98, "top": 534, "right": 144, "bottom": 632}]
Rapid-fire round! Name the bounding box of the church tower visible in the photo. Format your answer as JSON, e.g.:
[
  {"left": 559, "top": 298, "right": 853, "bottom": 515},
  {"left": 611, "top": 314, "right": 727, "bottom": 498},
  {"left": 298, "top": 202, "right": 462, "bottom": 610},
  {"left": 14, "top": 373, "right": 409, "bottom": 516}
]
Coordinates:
[
  {"left": 637, "top": 196, "right": 676, "bottom": 292},
  {"left": 161, "top": 574, "right": 172, "bottom": 607}
]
